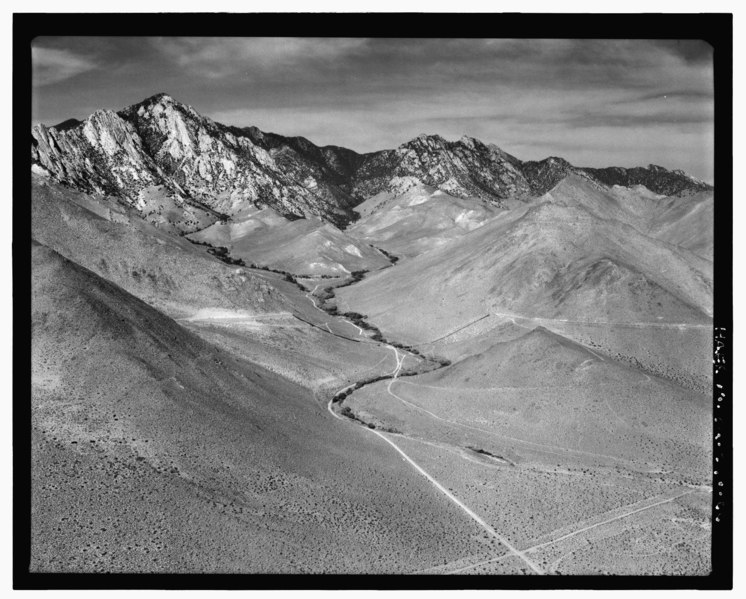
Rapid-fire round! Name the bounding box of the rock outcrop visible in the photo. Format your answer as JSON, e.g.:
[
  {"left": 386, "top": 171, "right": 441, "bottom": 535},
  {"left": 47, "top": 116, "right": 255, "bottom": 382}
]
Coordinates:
[{"left": 31, "top": 93, "right": 713, "bottom": 228}]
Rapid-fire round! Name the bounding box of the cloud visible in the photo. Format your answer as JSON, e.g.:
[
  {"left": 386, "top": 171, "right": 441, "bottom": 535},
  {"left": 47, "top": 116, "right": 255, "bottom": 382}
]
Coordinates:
[
  {"left": 154, "top": 37, "right": 367, "bottom": 79},
  {"left": 31, "top": 37, "right": 714, "bottom": 182},
  {"left": 649, "top": 40, "right": 714, "bottom": 65},
  {"left": 32, "top": 46, "right": 97, "bottom": 87}
]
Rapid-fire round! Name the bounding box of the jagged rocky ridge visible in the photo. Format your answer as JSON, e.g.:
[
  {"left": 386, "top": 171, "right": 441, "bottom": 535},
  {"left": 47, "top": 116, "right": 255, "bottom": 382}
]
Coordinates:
[{"left": 31, "top": 93, "right": 713, "bottom": 227}]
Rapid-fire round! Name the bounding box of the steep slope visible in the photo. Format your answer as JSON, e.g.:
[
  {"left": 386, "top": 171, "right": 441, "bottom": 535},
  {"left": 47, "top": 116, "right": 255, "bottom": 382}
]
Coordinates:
[
  {"left": 30, "top": 175, "right": 404, "bottom": 394},
  {"left": 538, "top": 175, "right": 711, "bottom": 226},
  {"left": 242, "top": 126, "right": 365, "bottom": 188},
  {"left": 348, "top": 180, "right": 502, "bottom": 258},
  {"left": 519, "top": 157, "right": 712, "bottom": 197},
  {"left": 31, "top": 174, "right": 288, "bottom": 317},
  {"left": 188, "top": 207, "right": 390, "bottom": 275},
  {"left": 348, "top": 326, "right": 711, "bottom": 480},
  {"left": 520, "top": 156, "right": 585, "bottom": 195},
  {"left": 346, "top": 134, "right": 532, "bottom": 206},
  {"left": 32, "top": 93, "right": 360, "bottom": 227},
  {"left": 536, "top": 176, "right": 713, "bottom": 260},
  {"left": 646, "top": 191, "right": 714, "bottom": 260},
  {"left": 31, "top": 241, "right": 492, "bottom": 573},
  {"left": 583, "top": 164, "right": 711, "bottom": 197},
  {"left": 539, "top": 174, "right": 646, "bottom": 225},
  {"left": 337, "top": 199, "right": 713, "bottom": 343}
]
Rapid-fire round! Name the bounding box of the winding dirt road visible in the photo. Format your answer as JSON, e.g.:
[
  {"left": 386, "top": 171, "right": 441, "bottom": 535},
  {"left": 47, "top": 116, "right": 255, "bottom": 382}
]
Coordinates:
[
  {"left": 327, "top": 342, "right": 545, "bottom": 575},
  {"left": 312, "top": 271, "right": 709, "bottom": 576}
]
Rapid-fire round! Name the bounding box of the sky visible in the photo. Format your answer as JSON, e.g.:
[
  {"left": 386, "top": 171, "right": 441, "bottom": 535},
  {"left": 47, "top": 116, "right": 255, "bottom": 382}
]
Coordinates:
[{"left": 31, "top": 37, "right": 714, "bottom": 182}]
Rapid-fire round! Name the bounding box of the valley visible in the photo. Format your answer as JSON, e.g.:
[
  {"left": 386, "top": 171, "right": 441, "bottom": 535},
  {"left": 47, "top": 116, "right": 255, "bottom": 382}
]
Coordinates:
[{"left": 29, "top": 94, "right": 714, "bottom": 576}]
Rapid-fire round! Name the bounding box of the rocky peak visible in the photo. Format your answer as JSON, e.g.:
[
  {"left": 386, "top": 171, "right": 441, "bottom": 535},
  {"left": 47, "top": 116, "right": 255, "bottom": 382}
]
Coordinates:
[
  {"left": 459, "top": 134, "right": 479, "bottom": 147},
  {"left": 52, "top": 118, "right": 82, "bottom": 131},
  {"left": 31, "top": 92, "right": 714, "bottom": 230},
  {"left": 581, "top": 164, "right": 712, "bottom": 196},
  {"left": 31, "top": 94, "right": 362, "bottom": 227},
  {"left": 400, "top": 133, "right": 447, "bottom": 153},
  {"left": 352, "top": 132, "right": 534, "bottom": 204},
  {"left": 130, "top": 92, "right": 178, "bottom": 110},
  {"left": 546, "top": 156, "right": 572, "bottom": 168},
  {"left": 519, "top": 156, "right": 579, "bottom": 195}
]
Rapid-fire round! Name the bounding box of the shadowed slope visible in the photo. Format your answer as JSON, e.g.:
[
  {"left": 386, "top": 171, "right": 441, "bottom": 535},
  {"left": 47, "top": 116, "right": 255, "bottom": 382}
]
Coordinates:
[
  {"left": 31, "top": 241, "right": 491, "bottom": 573},
  {"left": 31, "top": 175, "right": 289, "bottom": 317}
]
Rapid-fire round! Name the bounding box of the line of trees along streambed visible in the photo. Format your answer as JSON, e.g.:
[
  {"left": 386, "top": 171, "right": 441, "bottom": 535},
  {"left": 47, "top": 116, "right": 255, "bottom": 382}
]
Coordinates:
[{"left": 191, "top": 236, "right": 451, "bottom": 426}]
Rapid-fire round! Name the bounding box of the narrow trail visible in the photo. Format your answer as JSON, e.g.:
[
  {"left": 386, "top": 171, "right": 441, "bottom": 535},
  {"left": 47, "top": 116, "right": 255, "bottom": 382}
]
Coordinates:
[
  {"left": 408, "top": 309, "right": 708, "bottom": 354},
  {"left": 386, "top": 378, "right": 632, "bottom": 465},
  {"left": 410, "top": 313, "right": 491, "bottom": 347},
  {"left": 397, "top": 380, "right": 578, "bottom": 393},
  {"left": 491, "top": 310, "right": 711, "bottom": 329}
]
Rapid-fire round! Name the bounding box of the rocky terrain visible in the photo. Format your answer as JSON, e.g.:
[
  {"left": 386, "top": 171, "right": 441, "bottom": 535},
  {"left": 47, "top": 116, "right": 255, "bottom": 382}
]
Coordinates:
[
  {"left": 32, "top": 94, "right": 712, "bottom": 232},
  {"left": 29, "top": 93, "right": 714, "bottom": 576}
]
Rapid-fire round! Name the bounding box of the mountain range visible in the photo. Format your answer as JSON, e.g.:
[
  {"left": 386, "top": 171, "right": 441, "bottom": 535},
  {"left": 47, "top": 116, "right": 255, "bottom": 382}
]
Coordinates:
[
  {"left": 29, "top": 92, "right": 715, "bottom": 575},
  {"left": 31, "top": 93, "right": 712, "bottom": 231}
]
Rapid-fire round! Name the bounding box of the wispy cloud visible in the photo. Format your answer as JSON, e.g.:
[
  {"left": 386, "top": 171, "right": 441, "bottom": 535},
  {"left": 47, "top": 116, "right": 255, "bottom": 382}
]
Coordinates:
[
  {"left": 32, "top": 46, "right": 97, "bottom": 87},
  {"left": 30, "top": 37, "right": 715, "bottom": 181},
  {"left": 154, "top": 37, "right": 367, "bottom": 79}
]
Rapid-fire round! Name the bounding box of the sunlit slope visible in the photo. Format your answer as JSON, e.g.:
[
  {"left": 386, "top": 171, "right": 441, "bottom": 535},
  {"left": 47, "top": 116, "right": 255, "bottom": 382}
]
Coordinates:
[
  {"left": 348, "top": 181, "right": 502, "bottom": 258},
  {"left": 344, "top": 324, "right": 711, "bottom": 573},
  {"left": 189, "top": 207, "right": 389, "bottom": 275},
  {"left": 543, "top": 176, "right": 714, "bottom": 261},
  {"left": 646, "top": 191, "right": 714, "bottom": 260},
  {"left": 540, "top": 175, "right": 662, "bottom": 226},
  {"left": 31, "top": 176, "right": 405, "bottom": 396},
  {"left": 31, "top": 175, "right": 289, "bottom": 317},
  {"left": 31, "top": 242, "right": 490, "bottom": 573},
  {"left": 349, "top": 326, "right": 711, "bottom": 480},
  {"left": 337, "top": 199, "right": 712, "bottom": 344},
  {"left": 132, "top": 183, "right": 224, "bottom": 234}
]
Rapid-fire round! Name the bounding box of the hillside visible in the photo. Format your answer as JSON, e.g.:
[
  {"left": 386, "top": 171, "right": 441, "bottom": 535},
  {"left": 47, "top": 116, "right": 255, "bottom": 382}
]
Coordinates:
[
  {"left": 31, "top": 174, "right": 288, "bottom": 318},
  {"left": 646, "top": 191, "right": 714, "bottom": 260},
  {"left": 31, "top": 241, "right": 493, "bottom": 573},
  {"left": 337, "top": 197, "right": 713, "bottom": 344},
  {"left": 188, "top": 207, "right": 390, "bottom": 275},
  {"left": 348, "top": 180, "right": 502, "bottom": 258},
  {"left": 349, "top": 326, "right": 710, "bottom": 479}
]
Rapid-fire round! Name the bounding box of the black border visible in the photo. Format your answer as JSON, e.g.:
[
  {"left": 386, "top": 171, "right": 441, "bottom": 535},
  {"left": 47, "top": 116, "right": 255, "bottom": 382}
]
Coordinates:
[{"left": 13, "top": 12, "right": 733, "bottom": 590}]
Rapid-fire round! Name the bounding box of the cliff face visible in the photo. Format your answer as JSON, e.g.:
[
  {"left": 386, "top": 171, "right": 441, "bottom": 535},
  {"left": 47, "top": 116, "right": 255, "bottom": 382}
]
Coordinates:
[
  {"left": 31, "top": 93, "right": 713, "bottom": 228},
  {"left": 345, "top": 134, "right": 533, "bottom": 206},
  {"left": 32, "top": 108, "right": 163, "bottom": 197},
  {"left": 32, "top": 94, "right": 360, "bottom": 226}
]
